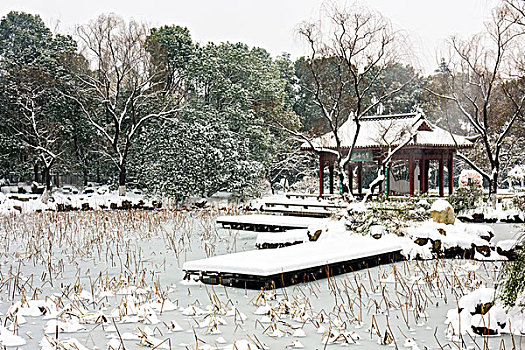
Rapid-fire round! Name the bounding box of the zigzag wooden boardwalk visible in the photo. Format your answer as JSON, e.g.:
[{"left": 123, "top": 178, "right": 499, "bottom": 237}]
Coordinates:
[{"left": 183, "top": 235, "right": 404, "bottom": 289}]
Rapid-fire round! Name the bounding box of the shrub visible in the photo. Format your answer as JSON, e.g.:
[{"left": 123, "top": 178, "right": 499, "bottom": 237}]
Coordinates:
[
  {"left": 498, "top": 232, "right": 525, "bottom": 307},
  {"left": 448, "top": 185, "right": 484, "bottom": 213},
  {"left": 511, "top": 195, "right": 525, "bottom": 212}
]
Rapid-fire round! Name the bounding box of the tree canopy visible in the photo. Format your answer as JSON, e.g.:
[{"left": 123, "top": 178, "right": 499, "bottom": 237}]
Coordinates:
[{"left": 0, "top": 4, "right": 523, "bottom": 200}]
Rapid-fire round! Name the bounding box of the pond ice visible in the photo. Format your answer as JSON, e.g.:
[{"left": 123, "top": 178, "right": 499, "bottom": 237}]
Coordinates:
[{"left": 0, "top": 209, "right": 521, "bottom": 349}]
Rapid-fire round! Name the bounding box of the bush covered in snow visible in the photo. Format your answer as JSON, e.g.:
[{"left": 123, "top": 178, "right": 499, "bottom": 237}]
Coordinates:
[
  {"left": 448, "top": 170, "right": 487, "bottom": 214},
  {"left": 512, "top": 194, "right": 525, "bottom": 213},
  {"left": 345, "top": 198, "right": 430, "bottom": 235},
  {"left": 448, "top": 184, "right": 484, "bottom": 213},
  {"left": 290, "top": 175, "right": 318, "bottom": 194},
  {"left": 508, "top": 165, "right": 525, "bottom": 188},
  {"left": 497, "top": 231, "right": 525, "bottom": 307}
]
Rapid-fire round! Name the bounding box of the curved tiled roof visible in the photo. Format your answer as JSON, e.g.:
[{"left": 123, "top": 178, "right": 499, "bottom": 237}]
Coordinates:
[{"left": 301, "top": 112, "right": 473, "bottom": 151}]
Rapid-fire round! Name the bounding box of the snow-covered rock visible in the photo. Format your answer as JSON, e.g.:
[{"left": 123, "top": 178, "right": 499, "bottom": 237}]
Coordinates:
[
  {"left": 444, "top": 287, "right": 513, "bottom": 337},
  {"left": 430, "top": 199, "right": 455, "bottom": 224},
  {"left": 370, "top": 225, "right": 387, "bottom": 239}
]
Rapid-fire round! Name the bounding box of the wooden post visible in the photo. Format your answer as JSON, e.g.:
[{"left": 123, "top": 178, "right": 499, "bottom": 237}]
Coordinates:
[
  {"left": 439, "top": 155, "right": 444, "bottom": 197},
  {"left": 329, "top": 162, "right": 334, "bottom": 195},
  {"left": 348, "top": 164, "right": 354, "bottom": 195},
  {"left": 409, "top": 157, "right": 415, "bottom": 196},
  {"left": 419, "top": 159, "right": 425, "bottom": 194},
  {"left": 319, "top": 154, "right": 324, "bottom": 197},
  {"left": 358, "top": 162, "right": 363, "bottom": 196},
  {"left": 424, "top": 159, "right": 430, "bottom": 194},
  {"left": 448, "top": 152, "right": 454, "bottom": 195}
]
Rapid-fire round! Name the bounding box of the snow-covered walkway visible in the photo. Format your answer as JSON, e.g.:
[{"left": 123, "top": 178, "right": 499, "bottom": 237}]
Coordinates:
[
  {"left": 216, "top": 214, "right": 327, "bottom": 230},
  {"left": 183, "top": 234, "right": 404, "bottom": 287}
]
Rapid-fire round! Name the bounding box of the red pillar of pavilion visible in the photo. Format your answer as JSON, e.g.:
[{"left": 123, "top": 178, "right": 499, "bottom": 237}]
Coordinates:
[
  {"left": 409, "top": 157, "right": 415, "bottom": 196},
  {"left": 419, "top": 159, "right": 425, "bottom": 194},
  {"left": 439, "top": 155, "right": 445, "bottom": 197},
  {"left": 425, "top": 160, "right": 430, "bottom": 193},
  {"left": 319, "top": 155, "right": 324, "bottom": 197},
  {"left": 448, "top": 152, "right": 454, "bottom": 195},
  {"left": 328, "top": 162, "right": 334, "bottom": 194}
]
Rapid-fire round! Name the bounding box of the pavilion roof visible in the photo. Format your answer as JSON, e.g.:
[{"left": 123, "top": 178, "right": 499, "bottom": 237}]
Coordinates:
[{"left": 301, "top": 112, "right": 473, "bottom": 151}]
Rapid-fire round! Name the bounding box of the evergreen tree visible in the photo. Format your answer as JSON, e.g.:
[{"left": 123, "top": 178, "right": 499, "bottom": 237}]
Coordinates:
[{"left": 0, "top": 12, "right": 79, "bottom": 193}]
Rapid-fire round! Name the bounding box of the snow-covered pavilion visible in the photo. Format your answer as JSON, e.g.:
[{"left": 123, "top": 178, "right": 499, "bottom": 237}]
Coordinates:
[{"left": 301, "top": 112, "right": 473, "bottom": 197}]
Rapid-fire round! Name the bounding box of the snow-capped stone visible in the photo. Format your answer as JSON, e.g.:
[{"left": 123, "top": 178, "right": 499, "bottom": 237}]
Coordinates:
[
  {"left": 370, "top": 225, "right": 387, "bottom": 239},
  {"left": 430, "top": 199, "right": 455, "bottom": 224}
]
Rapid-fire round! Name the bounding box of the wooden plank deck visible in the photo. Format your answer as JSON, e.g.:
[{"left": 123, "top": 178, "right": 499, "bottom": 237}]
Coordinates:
[
  {"left": 216, "top": 214, "right": 326, "bottom": 231},
  {"left": 285, "top": 193, "right": 339, "bottom": 200},
  {"left": 263, "top": 199, "right": 347, "bottom": 209},
  {"left": 183, "top": 236, "right": 404, "bottom": 289},
  {"left": 261, "top": 207, "right": 334, "bottom": 218},
  {"left": 259, "top": 196, "right": 347, "bottom": 218}
]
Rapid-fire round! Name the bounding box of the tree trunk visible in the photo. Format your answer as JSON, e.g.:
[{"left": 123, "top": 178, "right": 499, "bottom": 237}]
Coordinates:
[
  {"left": 118, "top": 163, "right": 126, "bottom": 196},
  {"left": 338, "top": 170, "right": 349, "bottom": 194},
  {"left": 337, "top": 156, "right": 351, "bottom": 198},
  {"left": 83, "top": 168, "right": 88, "bottom": 186},
  {"left": 43, "top": 166, "right": 51, "bottom": 190},
  {"left": 40, "top": 166, "right": 52, "bottom": 204},
  {"left": 489, "top": 166, "right": 499, "bottom": 208},
  {"left": 34, "top": 163, "right": 40, "bottom": 183}
]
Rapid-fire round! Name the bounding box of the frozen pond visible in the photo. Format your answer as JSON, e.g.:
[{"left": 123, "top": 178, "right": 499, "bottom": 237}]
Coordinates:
[
  {"left": 0, "top": 210, "right": 522, "bottom": 349},
  {"left": 489, "top": 222, "right": 524, "bottom": 243}
]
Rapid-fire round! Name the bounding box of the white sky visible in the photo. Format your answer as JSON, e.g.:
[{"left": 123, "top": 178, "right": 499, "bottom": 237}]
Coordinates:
[{"left": 0, "top": 0, "right": 500, "bottom": 74}]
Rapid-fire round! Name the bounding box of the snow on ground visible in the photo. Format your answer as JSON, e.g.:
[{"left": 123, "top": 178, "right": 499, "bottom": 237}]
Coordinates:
[
  {"left": 404, "top": 220, "right": 491, "bottom": 247},
  {"left": 204, "top": 215, "right": 505, "bottom": 279},
  {"left": 0, "top": 202, "right": 522, "bottom": 348},
  {"left": 0, "top": 187, "right": 157, "bottom": 215},
  {"left": 445, "top": 286, "right": 525, "bottom": 339},
  {"left": 460, "top": 197, "right": 525, "bottom": 222}
]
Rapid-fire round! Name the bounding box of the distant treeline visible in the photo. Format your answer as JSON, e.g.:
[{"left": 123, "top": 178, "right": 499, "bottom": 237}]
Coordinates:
[{"left": 0, "top": 7, "right": 523, "bottom": 198}]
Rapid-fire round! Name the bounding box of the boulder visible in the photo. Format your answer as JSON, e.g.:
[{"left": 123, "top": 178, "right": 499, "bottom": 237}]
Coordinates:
[
  {"left": 430, "top": 199, "right": 455, "bottom": 224},
  {"left": 369, "top": 225, "right": 386, "bottom": 239},
  {"left": 496, "top": 240, "right": 517, "bottom": 260}
]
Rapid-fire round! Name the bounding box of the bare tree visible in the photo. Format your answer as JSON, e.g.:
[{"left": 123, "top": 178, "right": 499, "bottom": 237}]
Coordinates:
[
  {"left": 297, "top": 3, "right": 414, "bottom": 199},
  {"left": 6, "top": 85, "right": 66, "bottom": 200},
  {"left": 67, "top": 14, "right": 183, "bottom": 195},
  {"left": 428, "top": 2, "right": 525, "bottom": 199},
  {"left": 266, "top": 143, "right": 314, "bottom": 193},
  {"left": 505, "top": 0, "right": 525, "bottom": 28},
  {"left": 364, "top": 117, "right": 417, "bottom": 201}
]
